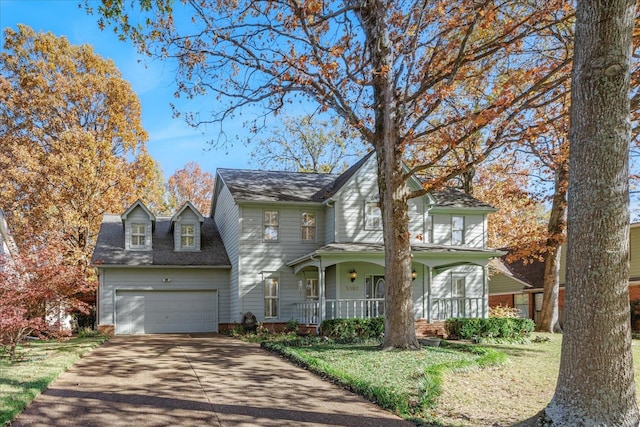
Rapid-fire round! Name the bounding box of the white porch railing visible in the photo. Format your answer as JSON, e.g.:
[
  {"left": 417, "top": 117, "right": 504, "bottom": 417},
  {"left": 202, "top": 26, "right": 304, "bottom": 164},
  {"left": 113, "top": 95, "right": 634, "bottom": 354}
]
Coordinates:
[
  {"left": 295, "top": 297, "right": 483, "bottom": 325},
  {"left": 431, "top": 297, "right": 484, "bottom": 320},
  {"left": 295, "top": 298, "right": 385, "bottom": 324},
  {"left": 296, "top": 301, "right": 320, "bottom": 325}
]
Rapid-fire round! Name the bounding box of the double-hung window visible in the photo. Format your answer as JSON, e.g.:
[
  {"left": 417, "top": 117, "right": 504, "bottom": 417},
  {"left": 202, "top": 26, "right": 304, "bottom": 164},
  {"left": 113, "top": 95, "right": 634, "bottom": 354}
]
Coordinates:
[
  {"left": 425, "top": 215, "right": 433, "bottom": 243},
  {"left": 131, "top": 223, "right": 146, "bottom": 248},
  {"left": 181, "top": 224, "right": 195, "bottom": 249},
  {"left": 451, "top": 216, "right": 464, "bottom": 245},
  {"left": 264, "top": 275, "right": 279, "bottom": 318},
  {"left": 263, "top": 210, "right": 279, "bottom": 241},
  {"left": 301, "top": 212, "right": 316, "bottom": 241},
  {"left": 365, "top": 202, "right": 382, "bottom": 230}
]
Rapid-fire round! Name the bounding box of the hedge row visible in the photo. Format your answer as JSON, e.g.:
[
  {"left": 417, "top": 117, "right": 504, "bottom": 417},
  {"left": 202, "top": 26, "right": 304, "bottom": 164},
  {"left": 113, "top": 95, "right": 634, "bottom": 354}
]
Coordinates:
[
  {"left": 320, "top": 317, "right": 384, "bottom": 341},
  {"left": 445, "top": 317, "right": 535, "bottom": 340}
]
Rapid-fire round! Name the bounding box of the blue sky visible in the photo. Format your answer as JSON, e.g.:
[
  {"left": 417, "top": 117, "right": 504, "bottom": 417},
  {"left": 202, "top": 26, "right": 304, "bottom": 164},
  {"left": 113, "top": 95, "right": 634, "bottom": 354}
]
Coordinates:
[{"left": 0, "top": 0, "right": 257, "bottom": 178}]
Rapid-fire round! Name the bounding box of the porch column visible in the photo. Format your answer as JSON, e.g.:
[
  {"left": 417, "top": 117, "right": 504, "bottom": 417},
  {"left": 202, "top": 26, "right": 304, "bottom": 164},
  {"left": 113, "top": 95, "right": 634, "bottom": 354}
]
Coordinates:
[
  {"left": 482, "top": 264, "right": 488, "bottom": 318},
  {"left": 426, "top": 266, "right": 433, "bottom": 323},
  {"left": 318, "top": 262, "right": 326, "bottom": 331}
]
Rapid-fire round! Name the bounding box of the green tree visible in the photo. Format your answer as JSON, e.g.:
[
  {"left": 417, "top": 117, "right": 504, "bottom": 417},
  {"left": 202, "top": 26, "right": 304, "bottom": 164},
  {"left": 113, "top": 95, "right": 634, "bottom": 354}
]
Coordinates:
[
  {"left": 543, "top": 0, "right": 639, "bottom": 423},
  {"left": 92, "top": 0, "right": 571, "bottom": 349}
]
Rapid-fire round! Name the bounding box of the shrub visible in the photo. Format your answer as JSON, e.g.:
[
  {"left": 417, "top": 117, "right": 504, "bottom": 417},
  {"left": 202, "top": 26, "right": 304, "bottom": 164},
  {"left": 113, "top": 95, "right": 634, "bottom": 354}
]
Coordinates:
[
  {"left": 77, "top": 327, "right": 101, "bottom": 338},
  {"left": 445, "top": 317, "right": 535, "bottom": 340},
  {"left": 320, "top": 317, "right": 384, "bottom": 342},
  {"left": 285, "top": 319, "right": 299, "bottom": 333},
  {"left": 489, "top": 305, "right": 521, "bottom": 318}
]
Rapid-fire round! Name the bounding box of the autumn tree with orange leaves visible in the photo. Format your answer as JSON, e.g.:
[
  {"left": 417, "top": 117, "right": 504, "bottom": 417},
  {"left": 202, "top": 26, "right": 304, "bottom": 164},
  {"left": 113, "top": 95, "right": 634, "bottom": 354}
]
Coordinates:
[
  {"left": 166, "top": 162, "right": 215, "bottom": 215},
  {"left": 0, "top": 25, "right": 160, "bottom": 267},
  {"left": 92, "top": 0, "right": 573, "bottom": 349}
]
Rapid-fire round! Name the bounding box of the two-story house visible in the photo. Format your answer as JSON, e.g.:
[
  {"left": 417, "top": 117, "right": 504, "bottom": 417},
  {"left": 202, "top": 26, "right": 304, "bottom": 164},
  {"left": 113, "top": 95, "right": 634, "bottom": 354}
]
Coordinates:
[{"left": 93, "top": 152, "right": 503, "bottom": 335}]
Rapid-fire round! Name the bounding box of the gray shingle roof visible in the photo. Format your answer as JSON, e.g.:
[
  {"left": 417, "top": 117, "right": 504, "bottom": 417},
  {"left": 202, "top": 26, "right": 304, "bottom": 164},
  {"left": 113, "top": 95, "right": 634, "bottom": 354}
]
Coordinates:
[
  {"left": 218, "top": 162, "right": 493, "bottom": 209},
  {"left": 217, "top": 169, "right": 340, "bottom": 203},
  {"left": 428, "top": 188, "right": 495, "bottom": 209},
  {"left": 92, "top": 214, "right": 230, "bottom": 267}
]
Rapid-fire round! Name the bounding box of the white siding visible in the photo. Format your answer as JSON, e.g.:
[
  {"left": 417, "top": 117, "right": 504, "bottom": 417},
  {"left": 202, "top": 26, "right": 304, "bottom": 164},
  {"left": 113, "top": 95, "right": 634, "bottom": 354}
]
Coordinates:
[
  {"left": 333, "top": 159, "right": 383, "bottom": 243},
  {"left": 98, "top": 267, "right": 231, "bottom": 327},
  {"left": 465, "top": 215, "right": 485, "bottom": 248},
  {"left": 325, "top": 205, "right": 336, "bottom": 243},
  {"left": 238, "top": 204, "right": 326, "bottom": 321},
  {"left": 214, "top": 184, "right": 241, "bottom": 321}
]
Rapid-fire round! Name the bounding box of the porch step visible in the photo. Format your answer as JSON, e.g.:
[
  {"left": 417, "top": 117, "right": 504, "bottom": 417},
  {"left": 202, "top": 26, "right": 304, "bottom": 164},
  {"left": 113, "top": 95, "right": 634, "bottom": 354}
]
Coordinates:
[{"left": 414, "top": 320, "right": 447, "bottom": 338}]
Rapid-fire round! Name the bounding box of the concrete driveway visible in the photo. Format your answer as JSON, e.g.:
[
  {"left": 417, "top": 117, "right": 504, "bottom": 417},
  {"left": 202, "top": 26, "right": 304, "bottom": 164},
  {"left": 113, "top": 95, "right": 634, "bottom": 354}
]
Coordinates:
[{"left": 12, "top": 334, "right": 413, "bottom": 426}]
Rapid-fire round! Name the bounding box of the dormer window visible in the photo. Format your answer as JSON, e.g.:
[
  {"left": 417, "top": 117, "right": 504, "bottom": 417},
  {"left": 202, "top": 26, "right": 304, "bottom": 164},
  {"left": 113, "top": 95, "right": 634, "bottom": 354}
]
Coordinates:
[
  {"left": 121, "top": 200, "right": 155, "bottom": 251},
  {"left": 181, "top": 224, "right": 195, "bottom": 249},
  {"left": 130, "top": 223, "right": 146, "bottom": 248},
  {"left": 171, "top": 201, "right": 204, "bottom": 252}
]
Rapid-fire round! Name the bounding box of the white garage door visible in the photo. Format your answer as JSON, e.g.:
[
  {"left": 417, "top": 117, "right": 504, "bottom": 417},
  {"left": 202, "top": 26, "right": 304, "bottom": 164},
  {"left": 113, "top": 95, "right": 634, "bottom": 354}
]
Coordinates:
[{"left": 115, "top": 290, "right": 218, "bottom": 335}]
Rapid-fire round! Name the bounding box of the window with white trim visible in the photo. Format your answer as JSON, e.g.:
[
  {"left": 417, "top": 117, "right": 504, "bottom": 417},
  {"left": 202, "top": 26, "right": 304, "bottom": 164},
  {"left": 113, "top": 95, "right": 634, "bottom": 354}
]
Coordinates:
[
  {"left": 365, "top": 202, "right": 382, "bottom": 230},
  {"left": 451, "top": 215, "right": 464, "bottom": 245},
  {"left": 263, "top": 210, "right": 279, "bottom": 241},
  {"left": 130, "top": 223, "right": 146, "bottom": 248},
  {"left": 181, "top": 224, "right": 195, "bottom": 248},
  {"left": 301, "top": 211, "right": 316, "bottom": 241},
  {"left": 264, "top": 274, "right": 279, "bottom": 318},
  {"left": 426, "top": 215, "right": 433, "bottom": 243}
]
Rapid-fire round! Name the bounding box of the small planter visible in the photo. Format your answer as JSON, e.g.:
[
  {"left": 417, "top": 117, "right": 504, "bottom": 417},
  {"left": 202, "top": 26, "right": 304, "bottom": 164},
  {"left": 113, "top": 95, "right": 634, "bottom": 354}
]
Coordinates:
[{"left": 421, "top": 337, "right": 441, "bottom": 347}]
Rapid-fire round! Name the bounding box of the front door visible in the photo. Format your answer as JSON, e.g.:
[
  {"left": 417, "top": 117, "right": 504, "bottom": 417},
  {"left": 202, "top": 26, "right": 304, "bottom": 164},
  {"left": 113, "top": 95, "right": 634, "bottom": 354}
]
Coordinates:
[{"left": 365, "top": 275, "right": 385, "bottom": 316}]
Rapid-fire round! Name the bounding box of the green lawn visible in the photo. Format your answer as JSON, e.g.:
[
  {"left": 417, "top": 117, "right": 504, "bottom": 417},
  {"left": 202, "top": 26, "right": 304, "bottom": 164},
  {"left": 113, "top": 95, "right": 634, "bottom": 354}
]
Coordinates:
[
  {"left": 264, "top": 339, "right": 507, "bottom": 425},
  {"left": 264, "top": 335, "right": 640, "bottom": 426},
  {"left": 0, "top": 336, "right": 108, "bottom": 425}
]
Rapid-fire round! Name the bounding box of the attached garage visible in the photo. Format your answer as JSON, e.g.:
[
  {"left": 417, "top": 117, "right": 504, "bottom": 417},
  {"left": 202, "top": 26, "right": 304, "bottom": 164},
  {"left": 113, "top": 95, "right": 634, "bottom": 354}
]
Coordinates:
[{"left": 115, "top": 290, "right": 218, "bottom": 335}]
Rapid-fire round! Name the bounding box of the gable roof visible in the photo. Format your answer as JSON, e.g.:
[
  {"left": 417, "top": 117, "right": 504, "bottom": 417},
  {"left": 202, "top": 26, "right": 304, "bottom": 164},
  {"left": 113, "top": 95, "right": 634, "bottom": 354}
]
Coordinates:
[
  {"left": 216, "top": 151, "right": 493, "bottom": 209},
  {"left": 92, "top": 214, "right": 230, "bottom": 267},
  {"left": 121, "top": 200, "right": 156, "bottom": 222},
  {"left": 492, "top": 251, "right": 545, "bottom": 289},
  {"left": 171, "top": 201, "right": 205, "bottom": 224},
  {"left": 216, "top": 168, "right": 339, "bottom": 203}
]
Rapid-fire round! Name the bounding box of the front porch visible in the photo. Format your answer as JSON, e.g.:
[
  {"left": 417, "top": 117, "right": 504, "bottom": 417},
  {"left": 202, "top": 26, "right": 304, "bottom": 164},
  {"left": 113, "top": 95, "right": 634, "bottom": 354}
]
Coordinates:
[{"left": 294, "top": 296, "right": 485, "bottom": 326}]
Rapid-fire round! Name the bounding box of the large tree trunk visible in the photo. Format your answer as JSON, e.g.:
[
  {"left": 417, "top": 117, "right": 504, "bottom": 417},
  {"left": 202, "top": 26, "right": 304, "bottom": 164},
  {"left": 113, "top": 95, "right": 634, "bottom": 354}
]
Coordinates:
[
  {"left": 536, "top": 165, "right": 567, "bottom": 333},
  {"left": 544, "top": 0, "right": 639, "bottom": 424},
  {"left": 359, "top": 0, "right": 419, "bottom": 350}
]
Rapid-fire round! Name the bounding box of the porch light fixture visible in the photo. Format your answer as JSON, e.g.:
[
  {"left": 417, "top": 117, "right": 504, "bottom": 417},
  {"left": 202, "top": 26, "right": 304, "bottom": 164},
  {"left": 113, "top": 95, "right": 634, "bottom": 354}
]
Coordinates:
[
  {"left": 162, "top": 278, "right": 171, "bottom": 283},
  {"left": 412, "top": 269, "right": 417, "bottom": 281},
  {"left": 349, "top": 269, "right": 357, "bottom": 282}
]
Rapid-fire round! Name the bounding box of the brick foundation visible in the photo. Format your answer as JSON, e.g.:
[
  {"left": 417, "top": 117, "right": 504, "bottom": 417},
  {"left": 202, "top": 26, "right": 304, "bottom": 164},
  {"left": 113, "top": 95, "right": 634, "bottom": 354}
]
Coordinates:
[
  {"left": 489, "top": 294, "right": 514, "bottom": 308},
  {"left": 97, "top": 324, "right": 114, "bottom": 336},
  {"left": 414, "top": 320, "right": 447, "bottom": 338}
]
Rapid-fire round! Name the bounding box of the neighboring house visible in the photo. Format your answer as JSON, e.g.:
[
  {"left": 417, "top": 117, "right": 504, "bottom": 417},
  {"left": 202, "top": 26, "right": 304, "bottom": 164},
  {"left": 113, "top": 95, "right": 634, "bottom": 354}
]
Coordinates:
[
  {"left": 0, "top": 209, "right": 18, "bottom": 271},
  {"left": 93, "top": 153, "right": 504, "bottom": 335},
  {"left": 488, "top": 222, "right": 640, "bottom": 325}
]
